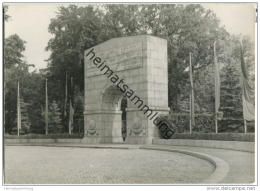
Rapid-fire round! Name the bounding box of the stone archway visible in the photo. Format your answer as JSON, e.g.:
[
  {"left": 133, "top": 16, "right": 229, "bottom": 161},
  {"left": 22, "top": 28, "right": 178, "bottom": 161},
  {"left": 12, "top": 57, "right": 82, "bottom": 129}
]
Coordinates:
[
  {"left": 83, "top": 35, "right": 170, "bottom": 144},
  {"left": 101, "top": 85, "right": 125, "bottom": 143}
]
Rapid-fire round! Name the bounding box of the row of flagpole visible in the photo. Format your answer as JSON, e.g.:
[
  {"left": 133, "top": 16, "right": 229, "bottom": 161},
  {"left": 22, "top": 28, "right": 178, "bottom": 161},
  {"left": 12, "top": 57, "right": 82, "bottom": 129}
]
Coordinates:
[
  {"left": 16, "top": 72, "right": 74, "bottom": 136},
  {"left": 188, "top": 42, "right": 217, "bottom": 134},
  {"left": 16, "top": 42, "right": 253, "bottom": 135},
  {"left": 188, "top": 40, "right": 253, "bottom": 134},
  {"left": 188, "top": 41, "right": 219, "bottom": 134}
]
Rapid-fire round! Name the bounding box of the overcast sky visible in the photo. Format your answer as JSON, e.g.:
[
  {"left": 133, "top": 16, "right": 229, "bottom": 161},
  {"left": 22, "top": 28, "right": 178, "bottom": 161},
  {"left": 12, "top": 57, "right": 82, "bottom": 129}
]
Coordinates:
[{"left": 5, "top": 3, "right": 256, "bottom": 70}]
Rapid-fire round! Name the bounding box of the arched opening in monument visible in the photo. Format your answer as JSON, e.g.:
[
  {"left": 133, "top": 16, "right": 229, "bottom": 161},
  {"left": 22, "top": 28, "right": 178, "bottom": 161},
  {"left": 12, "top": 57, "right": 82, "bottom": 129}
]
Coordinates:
[
  {"left": 101, "top": 85, "right": 127, "bottom": 143},
  {"left": 120, "top": 96, "right": 127, "bottom": 142}
]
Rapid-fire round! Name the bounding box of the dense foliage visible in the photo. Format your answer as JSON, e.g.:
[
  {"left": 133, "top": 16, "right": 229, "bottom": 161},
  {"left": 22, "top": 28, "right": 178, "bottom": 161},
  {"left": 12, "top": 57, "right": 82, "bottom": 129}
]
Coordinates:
[{"left": 48, "top": 101, "right": 63, "bottom": 133}]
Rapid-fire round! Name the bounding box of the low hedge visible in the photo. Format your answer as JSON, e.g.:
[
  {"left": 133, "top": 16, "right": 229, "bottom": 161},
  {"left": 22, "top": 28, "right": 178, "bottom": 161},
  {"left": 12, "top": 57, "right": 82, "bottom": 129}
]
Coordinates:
[
  {"left": 170, "top": 133, "right": 255, "bottom": 142},
  {"left": 4, "top": 133, "right": 84, "bottom": 139}
]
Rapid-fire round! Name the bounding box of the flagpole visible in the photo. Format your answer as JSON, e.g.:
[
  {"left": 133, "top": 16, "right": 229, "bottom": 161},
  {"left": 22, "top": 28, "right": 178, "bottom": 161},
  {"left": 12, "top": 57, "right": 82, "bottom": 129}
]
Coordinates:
[
  {"left": 189, "top": 93, "right": 192, "bottom": 134},
  {"left": 241, "top": 42, "right": 246, "bottom": 134},
  {"left": 69, "top": 77, "right": 74, "bottom": 135},
  {"left": 240, "top": 41, "right": 252, "bottom": 133},
  {"left": 214, "top": 41, "right": 219, "bottom": 134},
  {"left": 244, "top": 119, "right": 247, "bottom": 133},
  {"left": 64, "top": 71, "right": 68, "bottom": 117},
  {"left": 17, "top": 81, "right": 21, "bottom": 136},
  {"left": 189, "top": 52, "right": 195, "bottom": 134},
  {"left": 70, "top": 76, "right": 73, "bottom": 104},
  {"left": 69, "top": 99, "right": 72, "bottom": 135},
  {"left": 45, "top": 78, "right": 48, "bottom": 135}
]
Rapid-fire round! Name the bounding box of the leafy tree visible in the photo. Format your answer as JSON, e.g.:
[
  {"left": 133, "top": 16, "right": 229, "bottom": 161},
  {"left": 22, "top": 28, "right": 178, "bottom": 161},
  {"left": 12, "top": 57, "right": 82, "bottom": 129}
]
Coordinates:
[
  {"left": 27, "top": 71, "right": 45, "bottom": 134},
  {"left": 73, "top": 87, "right": 84, "bottom": 134},
  {"left": 216, "top": 36, "right": 249, "bottom": 132},
  {"left": 102, "top": 4, "right": 142, "bottom": 37},
  {"left": 219, "top": 61, "right": 243, "bottom": 132},
  {"left": 5, "top": 68, "right": 44, "bottom": 133},
  {"left": 46, "top": 5, "right": 105, "bottom": 123},
  {"left": 4, "top": 34, "right": 27, "bottom": 132},
  {"left": 4, "top": 34, "right": 45, "bottom": 133},
  {"left": 49, "top": 101, "right": 63, "bottom": 133},
  {"left": 4, "top": 34, "right": 26, "bottom": 69},
  {"left": 20, "top": 97, "right": 31, "bottom": 132}
]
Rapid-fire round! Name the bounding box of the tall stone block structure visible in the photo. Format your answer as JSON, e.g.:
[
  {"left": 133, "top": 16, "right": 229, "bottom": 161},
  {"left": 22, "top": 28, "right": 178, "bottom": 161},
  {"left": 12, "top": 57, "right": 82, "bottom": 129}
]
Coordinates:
[{"left": 84, "top": 35, "right": 169, "bottom": 144}]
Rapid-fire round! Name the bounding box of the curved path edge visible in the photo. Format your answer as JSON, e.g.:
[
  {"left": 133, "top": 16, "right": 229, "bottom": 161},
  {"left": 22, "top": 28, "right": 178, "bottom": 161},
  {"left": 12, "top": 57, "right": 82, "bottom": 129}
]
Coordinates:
[
  {"left": 140, "top": 145, "right": 230, "bottom": 184},
  {"left": 153, "top": 139, "right": 254, "bottom": 153}
]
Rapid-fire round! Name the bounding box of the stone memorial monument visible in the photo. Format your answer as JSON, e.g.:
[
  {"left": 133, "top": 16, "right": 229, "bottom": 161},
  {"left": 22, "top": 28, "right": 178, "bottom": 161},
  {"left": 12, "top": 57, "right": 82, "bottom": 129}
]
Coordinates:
[{"left": 84, "top": 35, "right": 169, "bottom": 144}]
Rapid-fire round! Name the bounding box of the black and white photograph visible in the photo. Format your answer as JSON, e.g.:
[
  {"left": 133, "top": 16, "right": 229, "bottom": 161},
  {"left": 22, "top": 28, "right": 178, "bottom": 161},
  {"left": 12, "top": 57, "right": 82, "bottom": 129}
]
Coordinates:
[{"left": 1, "top": 1, "right": 257, "bottom": 189}]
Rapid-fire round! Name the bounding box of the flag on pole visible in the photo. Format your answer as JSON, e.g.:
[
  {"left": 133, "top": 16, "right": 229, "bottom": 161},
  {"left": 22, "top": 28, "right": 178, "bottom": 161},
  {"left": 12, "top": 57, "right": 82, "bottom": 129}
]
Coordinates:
[
  {"left": 68, "top": 99, "right": 74, "bottom": 134},
  {"left": 17, "top": 81, "right": 21, "bottom": 136},
  {"left": 240, "top": 43, "right": 254, "bottom": 121},
  {"left": 45, "top": 78, "right": 48, "bottom": 135},
  {"left": 64, "top": 72, "right": 68, "bottom": 118},
  {"left": 68, "top": 77, "right": 74, "bottom": 134}
]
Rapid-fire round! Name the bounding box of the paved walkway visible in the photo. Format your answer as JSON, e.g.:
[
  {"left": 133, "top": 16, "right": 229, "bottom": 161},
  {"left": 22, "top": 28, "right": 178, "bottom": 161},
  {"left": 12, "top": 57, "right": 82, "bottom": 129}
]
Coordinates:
[
  {"left": 5, "top": 145, "right": 213, "bottom": 184},
  {"left": 4, "top": 143, "right": 255, "bottom": 184}
]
